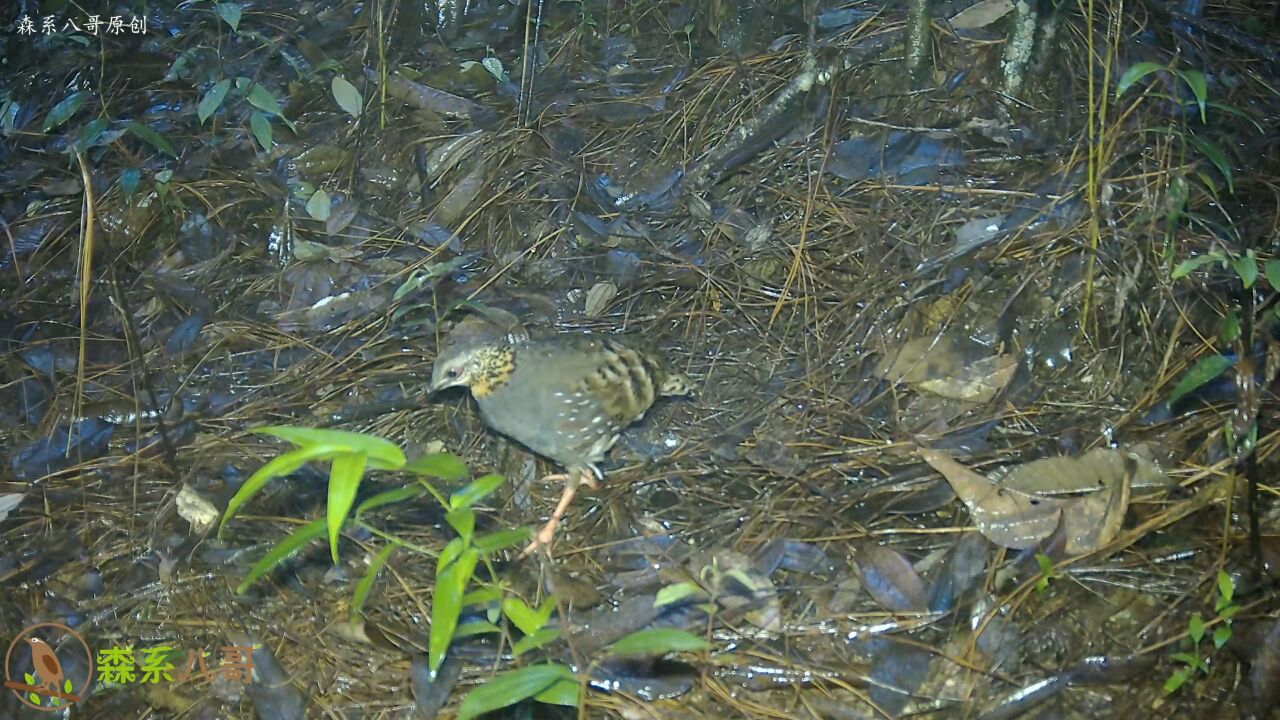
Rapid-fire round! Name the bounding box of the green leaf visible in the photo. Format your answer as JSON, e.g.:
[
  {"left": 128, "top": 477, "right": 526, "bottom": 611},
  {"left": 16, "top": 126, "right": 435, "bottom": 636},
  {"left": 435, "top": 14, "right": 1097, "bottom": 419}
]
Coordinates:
[
  {"left": 450, "top": 473, "right": 504, "bottom": 510},
  {"left": 1186, "top": 134, "right": 1234, "bottom": 194},
  {"left": 197, "top": 79, "right": 231, "bottom": 124},
  {"left": 1219, "top": 604, "right": 1240, "bottom": 621},
  {"left": 1231, "top": 251, "right": 1258, "bottom": 288},
  {"left": 306, "top": 189, "right": 330, "bottom": 221},
  {"left": 247, "top": 83, "right": 283, "bottom": 116},
  {"left": 1171, "top": 252, "right": 1224, "bottom": 279},
  {"left": 1217, "top": 569, "right": 1234, "bottom": 604},
  {"left": 119, "top": 168, "right": 141, "bottom": 197},
  {"left": 1164, "top": 667, "right": 1189, "bottom": 694},
  {"left": 215, "top": 2, "right": 242, "bottom": 31},
  {"left": 219, "top": 443, "right": 349, "bottom": 534},
  {"left": 608, "top": 628, "right": 711, "bottom": 656},
  {"left": 250, "top": 111, "right": 272, "bottom": 152},
  {"left": 355, "top": 484, "right": 427, "bottom": 517},
  {"left": 1173, "top": 69, "right": 1208, "bottom": 123},
  {"left": 236, "top": 517, "right": 327, "bottom": 593},
  {"left": 24, "top": 673, "right": 34, "bottom": 685},
  {"left": 1171, "top": 651, "right": 1198, "bottom": 666},
  {"left": 534, "top": 677, "right": 581, "bottom": 707},
  {"left": 454, "top": 620, "right": 501, "bottom": 639},
  {"left": 327, "top": 451, "right": 367, "bottom": 564},
  {"left": 473, "top": 526, "right": 533, "bottom": 554},
  {"left": 429, "top": 547, "right": 479, "bottom": 673},
  {"left": 654, "top": 582, "right": 705, "bottom": 608},
  {"left": 351, "top": 543, "right": 394, "bottom": 620},
  {"left": 456, "top": 664, "right": 575, "bottom": 720},
  {"left": 63, "top": 678, "right": 71, "bottom": 693},
  {"left": 1265, "top": 259, "right": 1280, "bottom": 290},
  {"left": 331, "top": 76, "right": 362, "bottom": 119},
  {"left": 512, "top": 627, "right": 561, "bottom": 656},
  {"left": 43, "top": 91, "right": 87, "bottom": 132},
  {"left": 1188, "top": 612, "right": 1206, "bottom": 644},
  {"left": 73, "top": 118, "right": 110, "bottom": 152},
  {"left": 405, "top": 452, "right": 470, "bottom": 480},
  {"left": 502, "top": 596, "right": 555, "bottom": 635},
  {"left": 1220, "top": 308, "right": 1240, "bottom": 344},
  {"left": 126, "top": 122, "right": 177, "bottom": 157},
  {"left": 462, "top": 586, "right": 502, "bottom": 607},
  {"left": 1212, "top": 625, "right": 1231, "bottom": 649},
  {"left": 1116, "top": 61, "right": 1166, "bottom": 97},
  {"left": 445, "top": 507, "right": 475, "bottom": 543},
  {"left": 438, "top": 537, "right": 465, "bottom": 574},
  {"left": 253, "top": 426, "right": 406, "bottom": 469},
  {"left": 1167, "top": 354, "right": 1234, "bottom": 406}
]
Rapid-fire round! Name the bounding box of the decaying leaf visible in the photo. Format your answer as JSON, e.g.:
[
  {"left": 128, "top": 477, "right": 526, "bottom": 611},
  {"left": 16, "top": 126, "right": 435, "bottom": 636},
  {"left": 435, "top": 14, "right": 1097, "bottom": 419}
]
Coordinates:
[
  {"left": 176, "top": 484, "right": 219, "bottom": 534},
  {"left": 1061, "top": 471, "right": 1130, "bottom": 555},
  {"left": 949, "top": 0, "right": 1015, "bottom": 29},
  {"left": 877, "top": 335, "right": 1017, "bottom": 402},
  {"left": 992, "top": 446, "right": 1169, "bottom": 497},
  {"left": 584, "top": 281, "right": 618, "bottom": 317},
  {"left": 920, "top": 449, "right": 1065, "bottom": 550},
  {"left": 852, "top": 545, "right": 928, "bottom": 613}
]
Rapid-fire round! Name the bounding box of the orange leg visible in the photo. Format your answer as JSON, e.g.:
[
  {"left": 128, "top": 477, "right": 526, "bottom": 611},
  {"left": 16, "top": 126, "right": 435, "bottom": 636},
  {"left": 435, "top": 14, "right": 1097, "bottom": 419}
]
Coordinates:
[{"left": 521, "top": 470, "right": 598, "bottom": 557}]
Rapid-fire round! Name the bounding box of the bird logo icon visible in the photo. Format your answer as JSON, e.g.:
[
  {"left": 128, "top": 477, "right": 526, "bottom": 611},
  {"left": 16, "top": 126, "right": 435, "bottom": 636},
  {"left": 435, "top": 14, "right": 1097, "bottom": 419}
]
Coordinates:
[{"left": 4, "top": 623, "right": 94, "bottom": 711}]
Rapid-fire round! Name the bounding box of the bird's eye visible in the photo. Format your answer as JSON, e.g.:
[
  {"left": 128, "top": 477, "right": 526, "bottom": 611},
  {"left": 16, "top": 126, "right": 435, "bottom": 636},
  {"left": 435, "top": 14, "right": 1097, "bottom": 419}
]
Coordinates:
[{"left": 446, "top": 368, "right": 460, "bottom": 379}]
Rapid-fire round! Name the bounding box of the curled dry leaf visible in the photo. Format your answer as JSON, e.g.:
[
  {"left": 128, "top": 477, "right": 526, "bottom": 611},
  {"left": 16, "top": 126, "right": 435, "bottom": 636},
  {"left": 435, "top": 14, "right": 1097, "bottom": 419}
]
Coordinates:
[
  {"left": 584, "top": 281, "right": 618, "bottom": 317},
  {"left": 949, "top": 0, "right": 1015, "bottom": 29},
  {"left": 176, "top": 484, "right": 220, "bottom": 534},
  {"left": 920, "top": 449, "right": 1065, "bottom": 550},
  {"left": 992, "top": 446, "right": 1169, "bottom": 497}
]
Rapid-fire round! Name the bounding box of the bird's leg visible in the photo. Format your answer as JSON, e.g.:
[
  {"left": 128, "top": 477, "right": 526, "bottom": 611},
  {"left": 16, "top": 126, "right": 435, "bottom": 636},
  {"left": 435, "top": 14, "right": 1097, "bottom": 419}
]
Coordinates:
[{"left": 521, "top": 468, "right": 597, "bottom": 556}]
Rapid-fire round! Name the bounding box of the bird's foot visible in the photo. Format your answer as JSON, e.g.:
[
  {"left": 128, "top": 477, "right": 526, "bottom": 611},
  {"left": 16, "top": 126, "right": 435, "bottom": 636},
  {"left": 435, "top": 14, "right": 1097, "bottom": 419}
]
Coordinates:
[{"left": 520, "top": 469, "right": 596, "bottom": 557}]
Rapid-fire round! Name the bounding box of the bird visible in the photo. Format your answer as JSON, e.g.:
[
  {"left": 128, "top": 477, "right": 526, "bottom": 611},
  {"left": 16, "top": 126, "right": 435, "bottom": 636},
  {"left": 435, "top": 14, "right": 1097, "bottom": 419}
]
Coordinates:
[
  {"left": 430, "top": 333, "right": 692, "bottom": 555},
  {"left": 25, "top": 637, "right": 64, "bottom": 697}
]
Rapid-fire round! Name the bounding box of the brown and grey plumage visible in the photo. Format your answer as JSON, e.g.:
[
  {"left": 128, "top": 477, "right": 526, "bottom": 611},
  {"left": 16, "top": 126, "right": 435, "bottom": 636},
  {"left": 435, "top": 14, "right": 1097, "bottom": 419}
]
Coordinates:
[{"left": 430, "top": 334, "right": 692, "bottom": 554}]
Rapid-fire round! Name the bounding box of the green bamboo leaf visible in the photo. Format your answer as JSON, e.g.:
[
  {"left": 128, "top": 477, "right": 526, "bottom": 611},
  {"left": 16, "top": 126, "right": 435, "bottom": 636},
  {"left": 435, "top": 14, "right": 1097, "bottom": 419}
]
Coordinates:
[
  {"left": 473, "top": 526, "right": 533, "bottom": 554},
  {"left": 197, "top": 79, "right": 231, "bottom": 124},
  {"left": 247, "top": 83, "right": 283, "bottom": 115},
  {"left": 438, "top": 537, "right": 464, "bottom": 574},
  {"left": 1167, "top": 354, "right": 1234, "bottom": 406},
  {"left": 445, "top": 507, "right": 475, "bottom": 544},
  {"left": 43, "top": 91, "right": 87, "bottom": 132},
  {"left": 215, "top": 2, "right": 242, "bottom": 31},
  {"left": 306, "top": 189, "right": 330, "bottom": 221},
  {"left": 1174, "top": 69, "right": 1208, "bottom": 123},
  {"left": 331, "top": 76, "right": 362, "bottom": 119},
  {"left": 512, "top": 628, "right": 561, "bottom": 656},
  {"left": 405, "top": 452, "right": 469, "bottom": 479},
  {"left": 253, "top": 426, "right": 406, "bottom": 469},
  {"left": 350, "top": 543, "right": 394, "bottom": 620},
  {"left": 1185, "top": 134, "right": 1234, "bottom": 193},
  {"left": 1170, "top": 252, "right": 1224, "bottom": 279},
  {"left": 607, "top": 628, "right": 711, "bottom": 656},
  {"left": 456, "top": 664, "right": 575, "bottom": 720},
  {"left": 1212, "top": 625, "right": 1231, "bottom": 649},
  {"left": 73, "top": 118, "right": 109, "bottom": 152},
  {"left": 502, "top": 596, "right": 555, "bottom": 635},
  {"left": 236, "top": 517, "right": 326, "bottom": 593},
  {"left": 219, "top": 444, "right": 348, "bottom": 534},
  {"left": 429, "top": 548, "right": 479, "bottom": 673},
  {"left": 654, "top": 582, "right": 705, "bottom": 608},
  {"left": 125, "top": 122, "right": 177, "bottom": 157},
  {"left": 534, "top": 677, "right": 580, "bottom": 707},
  {"left": 354, "top": 484, "right": 427, "bottom": 517},
  {"left": 327, "top": 451, "right": 367, "bottom": 563},
  {"left": 461, "top": 586, "right": 502, "bottom": 607},
  {"left": 449, "top": 473, "right": 504, "bottom": 510},
  {"left": 250, "top": 111, "right": 272, "bottom": 152},
  {"left": 1116, "top": 61, "right": 1166, "bottom": 97},
  {"left": 454, "top": 620, "right": 501, "bottom": 638}
]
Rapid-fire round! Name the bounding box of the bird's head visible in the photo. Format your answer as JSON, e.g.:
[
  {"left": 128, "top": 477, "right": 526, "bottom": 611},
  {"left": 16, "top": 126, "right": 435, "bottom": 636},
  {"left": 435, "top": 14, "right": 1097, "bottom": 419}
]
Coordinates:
[{"left": 429, "top": 343, "right": 515, "bottom": 397}]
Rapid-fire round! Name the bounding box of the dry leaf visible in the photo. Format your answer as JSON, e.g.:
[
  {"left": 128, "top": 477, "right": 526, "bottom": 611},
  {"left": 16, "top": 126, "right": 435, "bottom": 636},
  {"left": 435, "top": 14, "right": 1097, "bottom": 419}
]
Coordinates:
[
  {"left": 949, "top": 0, "right": 1015, "bottom": 29},
  {"left": 585, "top": 281, "right": 618, "bottom": 317},
  {"left": 920, "top": 449, "right": 1064, "bottom": 550},
  {"left": 916, "top": 353, "right": 1017, "bottom": 402},
  {"left": 852, "top": 545, "right": 928, "bottom": 613},
  {"left": 994, "top": 447, "right": 1168, "bottom": 497},
  {"left": 1061, "top": 472, "right": 1130, "bottom": 555},
  {"left": 176, "top": 483, "right": 220, "bottom": 534}
]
